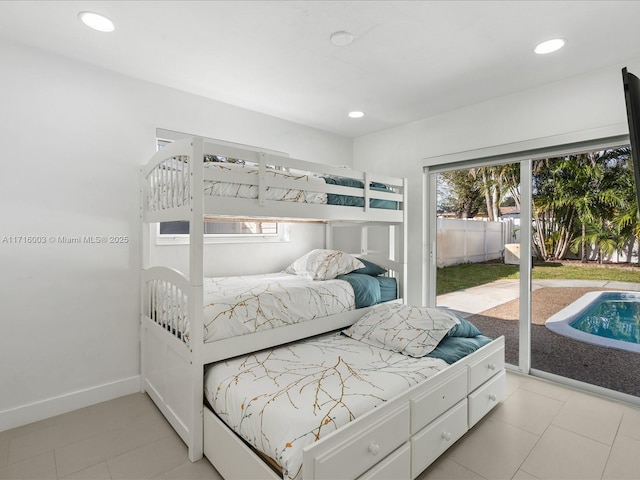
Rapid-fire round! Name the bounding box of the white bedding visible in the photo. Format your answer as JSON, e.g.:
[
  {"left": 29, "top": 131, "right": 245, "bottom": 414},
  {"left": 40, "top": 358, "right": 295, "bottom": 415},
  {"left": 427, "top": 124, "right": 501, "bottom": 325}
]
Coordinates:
[
  {"left": 203, "top": 161, "right": 328, "bottom": 203},
  {"left": 202, "top": 273, "right": 355, "bottom": 342},
  {"left": 148, "top": 161, "right": 328, "bottom": 212},
  {"left": 204, "top": 332, "right": 449, "bottom": 480}
]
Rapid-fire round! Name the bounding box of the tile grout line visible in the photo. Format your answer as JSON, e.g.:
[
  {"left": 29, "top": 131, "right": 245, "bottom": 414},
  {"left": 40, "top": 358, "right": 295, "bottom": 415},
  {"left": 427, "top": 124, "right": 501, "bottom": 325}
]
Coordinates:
[{"left": 505, "top": 379, "right": 563, "bottom": 480}]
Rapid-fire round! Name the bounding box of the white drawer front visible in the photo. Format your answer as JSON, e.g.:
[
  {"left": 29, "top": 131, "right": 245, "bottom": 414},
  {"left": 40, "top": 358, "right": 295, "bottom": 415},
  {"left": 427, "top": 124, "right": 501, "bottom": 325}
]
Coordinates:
[
  {"left": 468, "top": 347, "right": 504, "bottom": 392},
  {"left": 358, "top": 443, "right": 411, "bottom": 480},
  {"left": 410, "top": 368, "right": 467, "bottom": 433},
  {"left": 468, "top": 370, "right": 506, "bottom": 427},
  {"left": 411, "top": 399, "right": 468, "bottom": 477},
  {"left": 314, "top": 404, "right": 409, "bottom": 480}
]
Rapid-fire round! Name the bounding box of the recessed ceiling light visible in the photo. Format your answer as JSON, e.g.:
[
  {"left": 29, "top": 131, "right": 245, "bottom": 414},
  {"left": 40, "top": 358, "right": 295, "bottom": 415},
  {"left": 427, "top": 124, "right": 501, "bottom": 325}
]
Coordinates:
[
  {"left": 78, "top": 11, "right": 115, "bottom": 32},
  {"left": 330, "top": 31, "right": 354, "bottom": 47},
  {"left": 534, "top": 38, "right": 565, "bottom": 55},
  {"left": 348, "top": 111, "right": 365, "bottom": 119}
]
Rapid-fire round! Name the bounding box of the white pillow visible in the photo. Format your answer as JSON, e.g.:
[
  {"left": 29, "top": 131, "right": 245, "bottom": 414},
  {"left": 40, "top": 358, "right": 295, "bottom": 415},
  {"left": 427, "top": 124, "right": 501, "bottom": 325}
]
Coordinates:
[
  {"left": 343, "top": 303, "right": 460, "bottom": 357},
  {"left": 285, "top": 249, "right": 364, "bottom": 280}
]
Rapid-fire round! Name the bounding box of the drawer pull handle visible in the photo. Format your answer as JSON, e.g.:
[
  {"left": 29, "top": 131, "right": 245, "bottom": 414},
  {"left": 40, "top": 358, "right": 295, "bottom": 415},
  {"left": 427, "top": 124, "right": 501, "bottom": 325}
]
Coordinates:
[
  {"left": 368, "top": 443, "right": 380, "bottom": 456},
  {"left": 442, "top": 431, "right": 452, "bottom": 442},
  {"left": 487, "top": 363, "right": 496, "bottom": 371},
  {"left": 489, "top": 394, "right": 497, "bottom": 402}
]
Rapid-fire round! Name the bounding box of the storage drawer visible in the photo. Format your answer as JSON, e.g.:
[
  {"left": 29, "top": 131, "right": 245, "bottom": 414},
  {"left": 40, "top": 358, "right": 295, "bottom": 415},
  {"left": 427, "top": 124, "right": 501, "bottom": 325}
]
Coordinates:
[
  {"left": 468, "top": 347, "right": 504, "bottom": 392},
  {"left": 410, "top": 368, "right": 466, "bottom": 433},
  {"left": 411, "top": 399, "right": 468, "bottom": 477},
  {"left": 314, "top": 404, "right": 409, "bottom": 480},
  {"left": 468, "top": 370, "right": 506, "bottom": 427},
  {"left": 358, "top": 443, "right": 411, "bottom": 480}
]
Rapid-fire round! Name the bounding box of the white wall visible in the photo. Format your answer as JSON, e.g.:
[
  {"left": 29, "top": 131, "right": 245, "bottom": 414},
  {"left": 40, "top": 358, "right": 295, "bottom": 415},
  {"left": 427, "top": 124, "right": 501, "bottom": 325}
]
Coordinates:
[
  {"left": 0, "top": 39, "right": 352, "bottom": 431},
  {"left": 150, "top": 223, "right": 327, "bottom": 277},
  {"left": 353, "top": 59, "right": 640, "bottom": 305}
]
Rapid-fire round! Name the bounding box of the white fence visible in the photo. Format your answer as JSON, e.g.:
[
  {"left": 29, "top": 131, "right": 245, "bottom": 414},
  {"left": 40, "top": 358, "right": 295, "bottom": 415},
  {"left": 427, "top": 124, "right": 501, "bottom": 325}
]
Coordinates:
[
  {"left": 438, "top": 217, "right": 639, "bottom": 266},
  {"left": 437, "top": 217, "right": 518, "bottom": 267}
]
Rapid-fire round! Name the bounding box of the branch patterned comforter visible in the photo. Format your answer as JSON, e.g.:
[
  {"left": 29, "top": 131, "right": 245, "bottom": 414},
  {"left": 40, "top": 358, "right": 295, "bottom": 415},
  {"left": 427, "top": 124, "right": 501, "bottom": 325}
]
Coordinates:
[
  {"left": 203, "top": 273, "right": 355, "bottom": 342},
  {"left": 203, "top": 162, "right": 328, "bottom": 204},
  {"left": 204, "top": 332, "right": 449, "bottom": 480},
  {"left": 148, "top": 160, "right": 398, "bottom": 210}
]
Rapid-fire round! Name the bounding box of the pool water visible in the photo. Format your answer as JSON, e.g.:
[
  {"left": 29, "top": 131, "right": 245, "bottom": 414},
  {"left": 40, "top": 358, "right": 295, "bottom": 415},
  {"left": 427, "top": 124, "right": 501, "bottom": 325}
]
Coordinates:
[
  {"left": 545, "top": 291, "right": 640, "bottom": 353},
  {"left": 570, "top": 292, "right": 640, "bottom": 344}
]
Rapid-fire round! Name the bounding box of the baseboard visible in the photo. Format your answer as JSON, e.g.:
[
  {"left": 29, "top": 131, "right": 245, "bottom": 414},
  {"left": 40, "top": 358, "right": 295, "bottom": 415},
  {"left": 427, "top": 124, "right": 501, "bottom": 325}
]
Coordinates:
[
  {"left": 529, "top": 369, "right": 640, "bottom": 408},
  {"left": 0, "top": 375, "right": 141, "bottom": 432}
]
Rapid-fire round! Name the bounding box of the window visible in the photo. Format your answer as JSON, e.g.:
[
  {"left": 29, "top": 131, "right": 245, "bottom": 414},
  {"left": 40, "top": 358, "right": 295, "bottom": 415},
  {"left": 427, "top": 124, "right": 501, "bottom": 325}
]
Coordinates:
[
  {"left": 156, "top": 219, "right": 287, "bottom": 245},
  {"left": 160, "top": 221, "right": 277, "bottom": 235},
  {"left": 155, "top": 132, "right": 288, "bottom": 245}
]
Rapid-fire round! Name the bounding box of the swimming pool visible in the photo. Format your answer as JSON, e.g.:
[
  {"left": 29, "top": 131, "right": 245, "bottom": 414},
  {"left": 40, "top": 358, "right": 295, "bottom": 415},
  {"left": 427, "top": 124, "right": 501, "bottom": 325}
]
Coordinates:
[{"left": 545, "top": 291, "right": 640, "bottom": 353}]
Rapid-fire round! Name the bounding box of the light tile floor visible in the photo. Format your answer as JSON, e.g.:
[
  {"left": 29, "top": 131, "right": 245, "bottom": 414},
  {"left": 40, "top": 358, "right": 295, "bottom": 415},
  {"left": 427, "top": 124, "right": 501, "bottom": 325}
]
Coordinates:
[
  {"left": 1, "top": 372, "right": 639, "bottom": 479},
  {"left": 418, "top": 373, "right": 640, "bottom": 480}
]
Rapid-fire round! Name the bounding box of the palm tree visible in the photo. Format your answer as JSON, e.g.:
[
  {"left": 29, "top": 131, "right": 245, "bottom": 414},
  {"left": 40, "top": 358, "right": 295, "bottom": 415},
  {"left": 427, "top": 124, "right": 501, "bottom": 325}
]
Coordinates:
[
  {"left": 470, "top": 164, "right": 520, "bottom": 221},
  {"left": 608, "top": 148, "right": 639, "bottom": 264},
  {"left": 532, "top": 148, "right": 632, "bottom": 262},
  {"left": 532, "top": 157, "right": 578, "bottom": 260}
]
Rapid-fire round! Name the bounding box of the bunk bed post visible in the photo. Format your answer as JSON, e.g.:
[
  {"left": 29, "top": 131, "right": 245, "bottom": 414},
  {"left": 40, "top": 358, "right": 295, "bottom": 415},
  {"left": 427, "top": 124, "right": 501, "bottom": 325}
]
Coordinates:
[
  {"left": 363, "top": 172, "right": 371, "bottom": 212},
  {"left": 140, "top": 168, "right": 148, "bottom": 394},
  {"left": 325, "top": 222, "right": 333, "bottom": 249},
  {"left": 400, "top": 178, "right": 408, "bottom": 303},
  {"left": 360, "top": 225, "right": 368, "bottom": 256},
  {"left": 258, "top": 152, "right": 267, "bottom": 206},
  {"left": 188, "top": 137, "right": 205, "bottom": 461}
]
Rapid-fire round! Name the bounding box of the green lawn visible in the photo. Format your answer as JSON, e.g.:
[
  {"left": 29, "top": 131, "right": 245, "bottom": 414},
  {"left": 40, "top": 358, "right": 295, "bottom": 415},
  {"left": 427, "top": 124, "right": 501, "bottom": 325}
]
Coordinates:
[{"left": 436, "top": 261, "right": 640, "bottom": 295}]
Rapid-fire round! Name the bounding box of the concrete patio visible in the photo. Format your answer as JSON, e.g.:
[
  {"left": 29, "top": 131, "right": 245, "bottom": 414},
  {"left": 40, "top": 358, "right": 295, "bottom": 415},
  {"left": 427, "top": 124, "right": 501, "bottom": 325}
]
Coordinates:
[{"left": 436, "top": 279, "right": 640, "bottom": 317}]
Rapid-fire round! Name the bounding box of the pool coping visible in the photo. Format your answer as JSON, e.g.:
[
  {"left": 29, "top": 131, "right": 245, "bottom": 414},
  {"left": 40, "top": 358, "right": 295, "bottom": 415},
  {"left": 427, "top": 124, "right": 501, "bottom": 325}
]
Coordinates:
[{"left": 545, "top": 290, "right": 640, "bottom": 353}]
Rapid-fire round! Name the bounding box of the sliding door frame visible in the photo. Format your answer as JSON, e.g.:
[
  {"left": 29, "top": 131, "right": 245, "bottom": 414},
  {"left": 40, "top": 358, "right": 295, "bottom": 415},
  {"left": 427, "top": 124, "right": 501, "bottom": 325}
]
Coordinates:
[{"left": 423, "top": 125, "right": 629, "bottom": 375}]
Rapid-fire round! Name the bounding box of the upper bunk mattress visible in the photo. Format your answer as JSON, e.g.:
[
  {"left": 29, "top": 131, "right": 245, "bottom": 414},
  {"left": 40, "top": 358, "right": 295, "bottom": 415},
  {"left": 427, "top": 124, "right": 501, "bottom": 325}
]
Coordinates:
[
  {"left": 145, "top": 161, "right": 398, "bottom": 210},
  {"left": 203, "top": 161, "right": 328, "bottom": 204},
  {"left": 203, "top": 273, "right": 356, "bottom": 342},
  {"left": 203, "top": 162, "right": 398, "bottom": 209},
  {"left": 204, "top": 331, "right": 450, "bottom": 480}
]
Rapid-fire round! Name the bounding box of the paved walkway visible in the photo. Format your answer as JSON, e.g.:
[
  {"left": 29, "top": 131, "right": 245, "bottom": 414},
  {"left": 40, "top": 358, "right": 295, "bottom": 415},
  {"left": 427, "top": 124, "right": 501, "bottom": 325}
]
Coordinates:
[{"left": 436, "top": 279, "right": 640, "bottom": 318}]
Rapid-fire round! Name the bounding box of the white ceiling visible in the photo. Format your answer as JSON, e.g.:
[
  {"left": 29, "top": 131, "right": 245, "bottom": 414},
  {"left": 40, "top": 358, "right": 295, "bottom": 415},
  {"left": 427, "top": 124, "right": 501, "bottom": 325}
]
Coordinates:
[{"left": 2, "top": 0, "right": 640, "bottom": 138}]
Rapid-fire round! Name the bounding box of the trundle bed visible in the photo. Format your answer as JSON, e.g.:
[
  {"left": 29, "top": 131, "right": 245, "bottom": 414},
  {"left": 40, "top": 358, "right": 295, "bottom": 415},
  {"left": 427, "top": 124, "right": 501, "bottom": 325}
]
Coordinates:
[{"left": 140, "top": 136, "right": 505, "bottom": 479}]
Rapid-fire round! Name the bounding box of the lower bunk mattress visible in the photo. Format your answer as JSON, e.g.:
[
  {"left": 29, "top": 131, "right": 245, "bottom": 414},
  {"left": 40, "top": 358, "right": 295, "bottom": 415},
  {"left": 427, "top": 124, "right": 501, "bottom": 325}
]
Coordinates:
[
  {"left": 204, "top": 311, "right": 492, "bottom": 480},
  {"left": 202, "top": 272, "right": 397, "bottom": 342}
]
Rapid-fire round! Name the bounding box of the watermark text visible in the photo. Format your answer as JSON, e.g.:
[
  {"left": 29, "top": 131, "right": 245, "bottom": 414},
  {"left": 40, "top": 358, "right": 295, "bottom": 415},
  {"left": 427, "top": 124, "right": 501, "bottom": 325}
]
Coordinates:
[{"left": 2, "top": 235, "right": 129, "bottom": 245}]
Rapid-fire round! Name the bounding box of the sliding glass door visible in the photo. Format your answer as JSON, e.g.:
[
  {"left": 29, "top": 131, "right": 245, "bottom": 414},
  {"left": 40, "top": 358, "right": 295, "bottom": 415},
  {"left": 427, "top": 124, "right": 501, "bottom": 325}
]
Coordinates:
[
  {"left": 426, "top": 140, "right": 639, "bottom": 402},
  {"left": 425, "top": 161, "right": 531, "bottom": 372},
  {"left": 527, "top": 147, "right": 640, "bottom": 399}
]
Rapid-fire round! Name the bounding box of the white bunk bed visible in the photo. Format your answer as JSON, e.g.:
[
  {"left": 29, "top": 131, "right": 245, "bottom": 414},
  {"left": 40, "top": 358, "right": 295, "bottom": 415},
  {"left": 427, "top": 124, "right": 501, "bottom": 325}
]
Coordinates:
[{"left": 140, "top": 137, "right": 505, "bottom": 480}]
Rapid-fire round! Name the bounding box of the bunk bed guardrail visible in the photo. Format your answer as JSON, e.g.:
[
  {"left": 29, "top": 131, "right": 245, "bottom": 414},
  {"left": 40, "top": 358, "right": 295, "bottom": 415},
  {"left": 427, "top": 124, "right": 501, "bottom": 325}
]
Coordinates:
[
  {"left": 142, "top": 266, "right": 191, "bottom": 345},
  {"left": 141, "top": 137, "right": 406, "bottom": 223}
]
